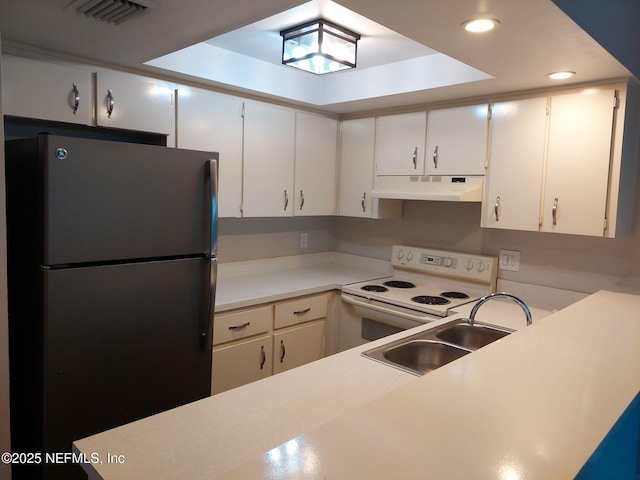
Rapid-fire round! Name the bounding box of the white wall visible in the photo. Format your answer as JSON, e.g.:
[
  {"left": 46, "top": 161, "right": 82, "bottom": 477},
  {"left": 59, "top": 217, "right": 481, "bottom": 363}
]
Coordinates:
[{"left": 0, "top": 33, "right": 13, "bottom": 480}]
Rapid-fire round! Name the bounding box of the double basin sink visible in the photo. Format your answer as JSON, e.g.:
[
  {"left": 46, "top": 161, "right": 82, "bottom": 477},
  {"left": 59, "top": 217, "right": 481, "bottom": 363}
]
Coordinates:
[{"left": 362, "top": 320, "right": 514, "bottom": 376}]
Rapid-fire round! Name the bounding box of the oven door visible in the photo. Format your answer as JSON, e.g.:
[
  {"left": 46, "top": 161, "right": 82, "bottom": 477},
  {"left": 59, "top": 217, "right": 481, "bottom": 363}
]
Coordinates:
[{"left": 337, "top": 293, "right": 441, "bottom": 352}]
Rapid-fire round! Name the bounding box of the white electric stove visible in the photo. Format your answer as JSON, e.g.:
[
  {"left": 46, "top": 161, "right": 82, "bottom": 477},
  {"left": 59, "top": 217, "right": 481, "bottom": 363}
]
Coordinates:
[{"left": 339, "top": 245, "right": 498, "bottom": 350}]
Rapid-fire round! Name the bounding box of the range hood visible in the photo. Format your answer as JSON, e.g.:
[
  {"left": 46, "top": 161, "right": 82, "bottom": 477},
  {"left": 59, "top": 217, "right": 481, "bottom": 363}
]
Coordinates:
[{"left": 371, "top": 175, "right": 484, "bottom": 202}]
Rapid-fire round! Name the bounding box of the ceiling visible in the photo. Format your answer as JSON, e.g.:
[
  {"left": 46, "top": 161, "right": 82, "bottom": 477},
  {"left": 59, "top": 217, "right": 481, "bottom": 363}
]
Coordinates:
[{"left": 0, "top": 0, "right": 633, "bottom": 114}]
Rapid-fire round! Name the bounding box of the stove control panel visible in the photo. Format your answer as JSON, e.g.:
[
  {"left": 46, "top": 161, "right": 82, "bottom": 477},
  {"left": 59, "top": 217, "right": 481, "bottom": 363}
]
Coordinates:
[{"left": 391, "top": 245, "right": 497, "bottom": 288}]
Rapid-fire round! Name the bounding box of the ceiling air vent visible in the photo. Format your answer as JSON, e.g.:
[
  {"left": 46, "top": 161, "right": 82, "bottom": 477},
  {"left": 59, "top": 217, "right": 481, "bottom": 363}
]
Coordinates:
[{"left": 76, "top": 0, "right": 150, "bottom": 25}]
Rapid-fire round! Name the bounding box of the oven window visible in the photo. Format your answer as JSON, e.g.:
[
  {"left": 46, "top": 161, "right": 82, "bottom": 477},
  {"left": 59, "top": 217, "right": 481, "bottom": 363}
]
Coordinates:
[{"left": 361, "top": 318, "right": 404, "bottom": 341}]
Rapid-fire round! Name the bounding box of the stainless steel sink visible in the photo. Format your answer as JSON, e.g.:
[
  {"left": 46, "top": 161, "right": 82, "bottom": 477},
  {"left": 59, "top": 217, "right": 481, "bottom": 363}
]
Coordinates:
[
  {"left": 362, "top": 320, "right": 514, "bottom": 376},
  {"left": 381, "top": 340, "right": 471, "bottom": 375},
  {"left": 434, "top": 322, "right": 511, "bottom": 350}
]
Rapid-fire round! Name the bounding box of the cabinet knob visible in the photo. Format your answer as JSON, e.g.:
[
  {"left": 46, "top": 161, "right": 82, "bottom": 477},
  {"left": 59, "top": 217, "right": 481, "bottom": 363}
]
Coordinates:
[
  {"left": 260, "top": 346, "right": 266, "bottom": 370},
  {"left": 552, "top": 197, "right": 559, "bottom": 226},
  {"left": 284, "top": 190, "right": 289, "bottom": 211},
  {"left": 433, "top": 146, "right": 439, "bottom": 169},
  {"left": 494, "top": 196, "right": 501, "bottom": 222},
  {"left": 279, "top": 340, "right": 286, "bottom": 363}
]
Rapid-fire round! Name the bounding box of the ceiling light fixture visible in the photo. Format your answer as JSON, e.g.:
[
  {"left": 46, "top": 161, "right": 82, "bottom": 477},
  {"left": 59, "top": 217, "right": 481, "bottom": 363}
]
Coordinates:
[
  {"left": 280, "top": 19, "right": 360, "bottom": 75},
  {"left": 462, "top": 18, "right": 500, "bottom": 33},
  {"left": 546, "top": 71, "right": 576, "bottom": 80}
]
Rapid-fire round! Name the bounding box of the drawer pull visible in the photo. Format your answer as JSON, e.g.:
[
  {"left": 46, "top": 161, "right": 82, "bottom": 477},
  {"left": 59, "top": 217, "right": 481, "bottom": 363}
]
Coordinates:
[
  {"left": 293, "top": 308, "right": 311, "bottom": 316},
  {"left": 228, "top": 322, "right": 251, "bottom": 331},
  {"left": 260, "top": 346, "right": 266, "bottom": 370}
]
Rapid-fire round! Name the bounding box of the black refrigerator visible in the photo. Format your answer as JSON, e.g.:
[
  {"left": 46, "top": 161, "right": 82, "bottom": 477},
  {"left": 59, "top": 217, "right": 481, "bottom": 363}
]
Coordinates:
[{"left": 5, "top": 134, "right": 218, "bottom": 480}]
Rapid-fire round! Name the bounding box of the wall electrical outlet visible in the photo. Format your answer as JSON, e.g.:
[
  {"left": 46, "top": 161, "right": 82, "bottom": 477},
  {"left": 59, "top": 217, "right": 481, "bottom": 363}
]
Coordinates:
[
  {"left": 300, "top": 232, "right": 308, "bottom": 249},
  {"left": 499, "top": 249, "right": 520, "bottom": 272}
]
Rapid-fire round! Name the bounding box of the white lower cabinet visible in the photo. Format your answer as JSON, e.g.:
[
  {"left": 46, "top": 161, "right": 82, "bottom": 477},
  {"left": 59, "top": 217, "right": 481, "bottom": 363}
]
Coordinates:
[
  {"left": 211, "top": 294, "right": 329, "bottom": 395},
  {"left": 273, "top": 320, "right": 326, "bottom": 375},
  {"left": 211, "top": 335, "right": 273, "bottom": 395}
]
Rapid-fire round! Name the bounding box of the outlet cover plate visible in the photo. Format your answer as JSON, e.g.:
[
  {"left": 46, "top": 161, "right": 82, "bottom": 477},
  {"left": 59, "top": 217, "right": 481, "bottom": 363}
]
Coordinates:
[{"left": 499, "top": 249, "right": 520, "bottom": 272}]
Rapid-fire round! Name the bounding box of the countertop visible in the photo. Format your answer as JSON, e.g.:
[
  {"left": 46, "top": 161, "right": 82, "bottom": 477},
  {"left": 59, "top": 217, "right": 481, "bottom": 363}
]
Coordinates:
[
  {"left": 73, "top": 253, "right": 639, "bottom": 480},
  {"left": 73, "top": 289, "right": 640, "bottom": 480},
  {"left": 214, "top": 252, "right": 393, "bottom": 312}
]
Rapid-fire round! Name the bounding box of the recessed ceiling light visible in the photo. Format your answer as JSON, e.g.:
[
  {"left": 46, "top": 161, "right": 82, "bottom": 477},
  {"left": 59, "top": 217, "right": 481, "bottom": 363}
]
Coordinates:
[
  {"left": 546, "top": 71, "right": 576, "bottom": 80},
  {"left": 462, "top": 19, "right": 499, "bottom": 33}
]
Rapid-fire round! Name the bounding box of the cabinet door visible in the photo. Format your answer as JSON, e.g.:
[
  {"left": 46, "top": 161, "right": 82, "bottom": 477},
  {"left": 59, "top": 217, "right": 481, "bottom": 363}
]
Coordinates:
[
  {"left": 96, "top": 70, "right": 174, "bottom": 134},
  {"left": 177, "top": 88, "right": 244, "bottom": 218},
  {"left": 338, "top": 118, "right": 375, "bottom": 217},
  {"left": 211, "top": 335, "right": 272, "bottom": 395},
  {"left": 425, "top": 104, "right": 489, "bottom": 175},
  {"left": 243, "top": 101, "right": 295, "bottom": 217},
  {"left": 542, "top": 89, "right": 616, "bottom": 236},
  {"left": 2, "top": 55, "right": 92, "bottom": 125},
  {"left": 375, "top": 112, "right": 426, "bottom": 175},
  {"left": 482, "top": 98, "right": 547, "bottom": 231},
  {"left": 294, "top": 113, "right": 338, "bottom": 216},
  {"left": 273, "top": 320, "right": 326, "bottom": 375}
]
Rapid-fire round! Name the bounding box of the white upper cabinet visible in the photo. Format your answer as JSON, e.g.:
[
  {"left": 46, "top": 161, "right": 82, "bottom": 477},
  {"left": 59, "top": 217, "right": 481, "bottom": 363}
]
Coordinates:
[
  {"left": 294, "top": 112, "right": 338, "bottom": 216},
  {"left": 541, "top": 88, "right": 616, "bottom": 236},
  {"left": 95, "top": 70, "right": 174, "bottom": 135},
  {"left": 243, "top": 101, "right": 295, "bottom": 217},
  {"left": 482, "top": 97, "right": 547, "bottom": 231},
  {"left": 176, "top": 88, "right": 244, "bottom": 218},
  {"left": 375, "top": 112, "right": 427, "bottom": 175},
  {"left": 339, "top": 118, "right": 376, "bottom": 217},
  {"left": 2, "top": 54, "right": 93, "bottom": 126},
  {"left": 425, "top": 104, "right": 489, "bottom": 175}
]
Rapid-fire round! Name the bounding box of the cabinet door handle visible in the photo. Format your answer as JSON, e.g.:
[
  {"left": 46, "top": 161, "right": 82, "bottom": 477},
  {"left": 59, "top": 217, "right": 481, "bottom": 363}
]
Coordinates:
[
  {"left": 361, "top": 192, "right": 366, "bottom": 212},
  {"left": 433, "top": 146, "right": 439, "bottom": 169},
  {"left": 284, "top": 190, "right": 289, "bottom": 211},
  {"left": 552, "top": 197, "right": 558, "bottom": 226},
  {"left": 494, "top": 196, "right": 501, "bottom": 222},
  {"left": 72, "top": 83, "right": 80, "bottom": 115},
  {"left": 260, "top": 346, "right": 266, "bottom": 370},
  {"left": 299, "top": 190, "right": 304, "bottom": 211},
  {"left": 280, "top": 340, "right": 286, "bottom": 363},
  {"left": 412, "top": 147, "right": 418, "bottom": 169},
  {"left": 228, "top": 322, "right": 250, "bottom": 331},
  {"left": 294, "top": 307, "right": 311, "bottom": 316},
  {"left": 106, "top": 89, "right": 114, "bottom": 118}
]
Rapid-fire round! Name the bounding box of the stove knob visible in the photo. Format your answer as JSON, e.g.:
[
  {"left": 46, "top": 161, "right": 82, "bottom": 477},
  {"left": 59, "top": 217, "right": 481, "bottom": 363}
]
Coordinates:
[
  {"left": 444, "top": 257, "right": 453, "bottom": 268},
  {"left": 477, "top": 261, "right": 486, "bottom": 273},
  {"left": 397, "top": 249, "right": 404, "bottom": 260},
  {"left": 406, "top": 251, "right": 414, "bottom": 261},
  {"left": 465, "top": 259, "right": 474, "bottom": 271}
]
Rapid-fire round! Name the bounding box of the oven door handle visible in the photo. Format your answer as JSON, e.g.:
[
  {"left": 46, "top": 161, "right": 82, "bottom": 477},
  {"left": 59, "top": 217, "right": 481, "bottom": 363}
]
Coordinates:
[{"left": 341, "top": 293, "right": 436, "bottom": 324}]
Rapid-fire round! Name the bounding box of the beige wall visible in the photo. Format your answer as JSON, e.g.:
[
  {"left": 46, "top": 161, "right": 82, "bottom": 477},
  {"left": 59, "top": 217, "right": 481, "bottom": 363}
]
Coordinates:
[
  {"left": 0, "top": 34, "right": 13, "bottom": 480},
  {"left": 334, "top": 192, "right": 640, "bottom": 296}
]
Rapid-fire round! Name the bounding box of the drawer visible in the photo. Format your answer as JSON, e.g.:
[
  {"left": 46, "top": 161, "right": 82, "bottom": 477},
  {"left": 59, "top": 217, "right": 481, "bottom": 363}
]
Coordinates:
[
  {"left": 274, "top": 293, "right": 328, "bottom": 329},
  {"left": 213, "top": 305, "right": 273, "bottom": 346}
]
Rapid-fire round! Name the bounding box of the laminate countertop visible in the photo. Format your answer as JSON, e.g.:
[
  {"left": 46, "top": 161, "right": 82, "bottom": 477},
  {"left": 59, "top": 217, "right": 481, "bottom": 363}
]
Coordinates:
[{"left": 73, "top": 254, "right": 639, "bottom": 480}]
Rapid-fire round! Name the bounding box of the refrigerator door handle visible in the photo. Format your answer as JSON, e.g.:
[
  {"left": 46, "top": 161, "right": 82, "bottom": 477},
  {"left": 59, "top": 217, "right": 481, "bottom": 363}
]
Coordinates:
[
  {"left": 208, "top": 159, "right": 218, "bottom": 256},
  {"left": 203, "top": 158, "right": 219, "bottom": 351}
]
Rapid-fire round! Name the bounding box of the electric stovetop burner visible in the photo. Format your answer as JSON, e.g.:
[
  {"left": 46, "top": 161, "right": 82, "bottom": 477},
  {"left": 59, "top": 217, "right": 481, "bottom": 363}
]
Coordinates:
[
  {"left": 411, "top": 295, "right": 451, "bottom": 305},
  {"left": 440, "top": 291, "right": 470, "bottom": 299},
  {"left": 383, "top": 280, "right": 416, "bottom": 289},
  {"left": 361, "top": 285, "right": 389, "bottom": 293}
]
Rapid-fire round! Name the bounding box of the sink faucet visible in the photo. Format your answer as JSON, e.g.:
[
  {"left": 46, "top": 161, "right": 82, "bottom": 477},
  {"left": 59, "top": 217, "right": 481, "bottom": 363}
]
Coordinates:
[{"left": 467, "top": 292, "right": 533, "bottom": 326}]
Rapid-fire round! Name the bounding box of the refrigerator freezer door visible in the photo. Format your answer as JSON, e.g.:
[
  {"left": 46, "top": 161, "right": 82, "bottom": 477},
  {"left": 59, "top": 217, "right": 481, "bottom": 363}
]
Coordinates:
[
  {"left": 40, "top": 258, "right": 212, "bottom": 469},
  {"left": 40, "top": 135, "right": 217, "bottom": 265}
]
